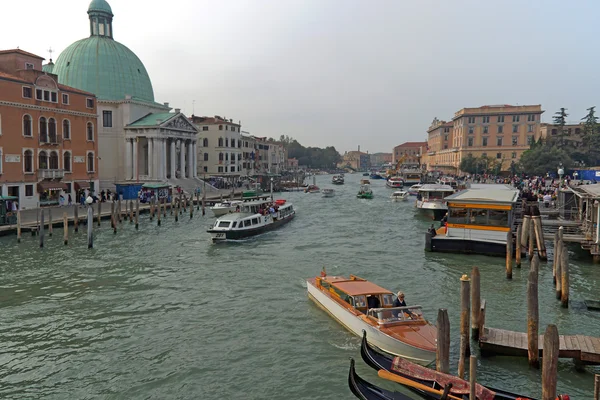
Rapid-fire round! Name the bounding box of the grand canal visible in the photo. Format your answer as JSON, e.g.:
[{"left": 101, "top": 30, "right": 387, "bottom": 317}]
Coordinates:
[{"left": 0, "top": 174, "right": 598, "bottom": 399}]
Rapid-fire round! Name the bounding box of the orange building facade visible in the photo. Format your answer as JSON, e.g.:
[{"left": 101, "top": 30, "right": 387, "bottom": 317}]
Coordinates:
[{"left": 0, "top": 49, "right": 98, "bottom": 209}]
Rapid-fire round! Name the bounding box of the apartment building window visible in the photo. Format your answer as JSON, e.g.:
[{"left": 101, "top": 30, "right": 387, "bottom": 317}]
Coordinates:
[
  {"left": 225, "top": 153, "right": 229, "bottom": 161},
  {"left": 39, "top": 117, "right": 48, "bottom": 142},
  {"left": 468, "top": 126, "right": 474, "bottom": 134},
  {"left": 87, "top": 122, "right": 94, "bottom": 141},
  {"left": 23, "top": 150, "right": 33, "bottom": 173},
  {"left": 482, "top": 116, "right": 490, "bottom": 123},
  {"left": 203, "top": 166, "right": 208, "bottom": 172},
  {"left": 497, "top": 137, "right": 503, "bottom": 146},
  {"left": 62, "top": 93, "right": 69, "bottom": 104},
  {"left": 497, "top": 115, "right": 505, "bottom": 123},
  {"left": 204, "top": 153, "right": 209, "bottom": 161},
  {"left": 86, "top": 98, "right": 94, "bottom": 108},
  {"left": 496, "top": 153, "right": 502, "bottom": 159},
  {"left": 512, "top": 136, "right": 518, "bottom": 145},
  {"left": 483, "top": 126, "right": 489, "bottom": 134},
  {"left": 527, "top": 114, "right": 536, "bottom": 122},
  {"left": 36, "top": 89, "right": 43, "bottom": 100},
  {"left": 218, "top": 138, "right": 223, "bottom": 147},
  {"left": 25, "top": 184, "right": 34, "bottom": 196},
  {"left": 63, "top": 119, "right": 70, "bottom": 139},
  {"left": 48, "top": 118, "right": 57, "bottom": 143},
  {"left": 527, "top": 124, "right": 534, "bottom": 133},
  {"left": 468, "top": 137, "right": 474, "bottom": 147},
  {"left": 202, "top": 126, "right": 208, "bottom": 131},
  {"left": 49, "top": 151, "right": 59, "bottom": 169},
  {"left": 575, "top": 128, "right": 581, "bottom": 135},
  {"left": 51, "top": 92, "right": 58, "bottom": 103},
  {"left": 64, "top": 151, "right": 71, "bottom": 172},
  {"left": 231, "top": 139, "right": 236, "bottom": 147},
  {"left": 527, "top": 135, "right": 534, "bottom": 145},
  {"left": 203, "top": 138, "right": 208, "bottom": 147},
  {"left": 43, "top": 91, "right": 50, "bottom": 101},
  {"left": 218, "top": 166, "right": 223, "bottom": 173},
  {"left": 22, "top": 86, "right": 32, "bottom": 98},
  {"left": 87, "top": 152, "right": 95, "bottom": 172},
  {"left": 482, "top": 137, "right": 488, "bottom": 147},
  {"left": 551, "top": 129, "right": 557, "bottom": 135},
  {"left": 225, "top": 138, "right": 229, "bottom": 147},
  {"left": 39, "top": 150, "right": 48, "bottom": 169},
  {"left": 219, "top": 153, "right": 224, "bottom": 161},
  {"left": 513, "top": 125, "right": 519, "bottom": 133},
  {"left": 497, "top": 125, "right": 503, "bottom": 134},
  {"left": 219, "top": 125, "right": 223, "bottom": 130},
  {"left": 226, "top": 125, "right": 229, "bottom": 131},
  {"left": 512, "top": 152, "right": 517, "bottom": 159},
  {"left": 23, "top": 115, "right": 32, "bottom": 136},
  {"left": 444, "top": 134, "right": 448, "bottom": 141},
  {"left": 468, "top": 117, "right": 475, "bottom": 124},
  {"left": 512, "top": 115, "right": 520, "bottom": 122},
  {"left": 25, "top": 62, "right": 34, "bottom": 69},
  {"left": 444, "top": 127, "right": 450, "bottom": 133},
  {"left": 102, "top": 111, "right": 113, "bottom": 127},
  {"left": 444, "top": 144, "right": 448, "bottom": 149}
]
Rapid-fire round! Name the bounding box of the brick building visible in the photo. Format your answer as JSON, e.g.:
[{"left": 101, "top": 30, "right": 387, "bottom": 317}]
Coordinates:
[{"left": 0, "top": 49, "right": 98, "bottom": 209}]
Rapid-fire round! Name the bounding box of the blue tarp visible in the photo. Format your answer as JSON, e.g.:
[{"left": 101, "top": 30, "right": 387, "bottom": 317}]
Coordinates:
[{"left": 115, "top": 183, "right": 144, "bottom": 200}]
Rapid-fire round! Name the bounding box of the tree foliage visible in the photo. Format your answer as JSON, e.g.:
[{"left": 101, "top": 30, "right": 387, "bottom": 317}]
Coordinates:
[
  {"left": 553, "top": 107, "right": 568, "bottom": 145},
  {"left": 519, "top": 144, "right": 573, "bottom": 176},
  {"left": 271, "top": 136, "right": 341, "bottom": 169},
  {"left": 459, "top": 154, "right": 502, "bottom": 175}
]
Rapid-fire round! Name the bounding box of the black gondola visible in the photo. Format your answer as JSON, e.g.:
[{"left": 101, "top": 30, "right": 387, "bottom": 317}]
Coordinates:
[
  {"left": 348, "top": 358, "right": 417, "bottom": 400},
  {"left": 360, "top": 331, "right": 536, "bottom": 400}
]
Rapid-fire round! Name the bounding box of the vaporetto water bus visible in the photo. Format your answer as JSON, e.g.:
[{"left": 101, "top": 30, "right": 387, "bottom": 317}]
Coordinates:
[
  {"left": 415, "top": 184, "right": 455, "bottom": 220},
  {"left": 425, "top": 185, "right": 519, "bottom": 256},
  {"left": 207, "top": 199, "right": 295, "bottom": 242}
]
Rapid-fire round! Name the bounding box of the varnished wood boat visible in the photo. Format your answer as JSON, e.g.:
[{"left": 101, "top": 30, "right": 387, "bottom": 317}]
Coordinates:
[
  {"left": 584, "top": 299, "right": 600, "bottom": 311},
  {"left": 360, "top": 331, "right": 536, "bottom": 400},
  {"left": 307, "top": 272, "right": 436, "bottom": 365},
  {"left": 348, "top": 358, "right": 416, "bottom": 400}
]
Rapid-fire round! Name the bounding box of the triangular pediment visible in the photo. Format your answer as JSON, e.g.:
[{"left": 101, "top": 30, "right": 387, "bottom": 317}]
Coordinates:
[{"left": 163, "top": 114, "right": 198, "bottom": 132}]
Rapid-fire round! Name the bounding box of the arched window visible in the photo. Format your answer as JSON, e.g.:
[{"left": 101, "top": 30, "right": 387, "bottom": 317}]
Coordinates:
[
  {"left": 23, "top": 115, "right": 32, "bottom": 137},
  {"left": 225, "top": 138, "right": 229, "bottom": 147},
  {"left": 39, "top": 150, "right": 48, "bottom": 169},
  {"left": 218, "top": 137, "right": 223, "bottom": 147},
  {"left": 219, "top": 125, "right": 223, "bottom": 131},
  {"left": 203, "top": 138, "right": 208, "bottom": 147},
  {"left": 63, "top": 119, "right": 70, "bottom": 139},
  {"left": 64, "top": 152, "right": 71, "bottom": 172},
  {"left": 24, "top": 150, "right": 33, "bottom": 172},
  {"left": 48, "top": 118, "right": 57, "bottom": 143},
  {"left": 219, "top": 152, "right": 223, "bottom": 161},
  {"left": 204, "top": 153, "right": 209, "bottom": 161},
  {"left": 231, "top": 139, "right": 236, "bottom": 147},
  {"left": 39, "top": 117, "right": 47, "bottom": 142},
  {"left": 49, "top": 151, "right": 59, "bottom": 169},
  {"left": 87, "top": 152, "right": 94, "bottom": 172},
  {"left": 87, "top": 122, "right": 94, "bottom": 141},
  {"left": 225, "top": 153, "right": 229, "bottom": 161}
]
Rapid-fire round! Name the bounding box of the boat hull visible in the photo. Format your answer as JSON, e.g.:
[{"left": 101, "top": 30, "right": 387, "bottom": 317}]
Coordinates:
[
  {"left": 307, "top": 280, "right": 435, "bottom": 366},
  {"left": 416, "top": 201, "right": 447, "bottom": 220},
  {"left": 425, "top": 234, "right": 508, "bottom": 256},
  {"left": 208, "top": 213, "right": 295, "bottom": 242},
  {"left": 211, "top": 206, "right": 236, "bottom": 217}
]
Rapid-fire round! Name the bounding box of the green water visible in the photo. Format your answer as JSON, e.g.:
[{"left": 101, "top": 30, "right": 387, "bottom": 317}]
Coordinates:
[{"left": 0, "top": 174, "right": 598, "bottom": 399}]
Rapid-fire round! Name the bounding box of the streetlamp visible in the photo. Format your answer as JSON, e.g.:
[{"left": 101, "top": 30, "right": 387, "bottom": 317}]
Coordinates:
[{"left": 558, "top": 163, "right": 564, "bottom": 184}]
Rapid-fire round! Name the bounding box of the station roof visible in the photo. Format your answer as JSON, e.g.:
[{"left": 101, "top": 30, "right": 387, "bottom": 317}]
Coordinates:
[
  {"left": 325, "top": 277, "right": 392, "bottom": 296},
  {"left": 419, "top": 184, "right": 454, "bottom": 191},
  {"left": 569, "top": 184, "right": 600, "bottom": 198},
  {"left": 446, "top": 188, "right": 519, "bottom": 204}
]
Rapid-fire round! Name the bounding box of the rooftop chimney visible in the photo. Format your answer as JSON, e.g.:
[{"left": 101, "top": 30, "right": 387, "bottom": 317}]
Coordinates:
[
  {"left": 174, "top": 108, "right": 181, "bottom": 114},
  {"left": 358, "top": 145, "right": 361, "bottom": 152}
]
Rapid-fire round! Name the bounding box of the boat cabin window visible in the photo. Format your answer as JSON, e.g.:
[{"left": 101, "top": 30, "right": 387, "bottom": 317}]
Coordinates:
[
  {"left": 367, "top": 306, "right": 424, "bottom": 324},
  {"left": 353, "top": 295, "right": 367, "bottom": 308},
  {"left": 366, "top": 295, "right": 380, "bottom": 309},
  {"left": 449, "top": 207, "right": 510, "bottom": 227},
  {"left": 232, "top": 221, "right": 238, "bottom": 228},
  {"left": 426, "top": 191, "right": 450, "bottom": 200},
  {"left": 251, "top": 217, "right": 259, "bottom": 224},
  {"left": 449, "top": 207, "right": 468, "bottom": 224},
  {"left": 382, "top": 294, "right": 393, "bottom": 306},
  {"left": 217, "top": 221, "right": 231, "bottom": 228},
  {"left": 469, "top": 209, "right": 488, "bottom": 225},
  {"left": 488, "top": 209, "right": 509, "bottom": 227}
]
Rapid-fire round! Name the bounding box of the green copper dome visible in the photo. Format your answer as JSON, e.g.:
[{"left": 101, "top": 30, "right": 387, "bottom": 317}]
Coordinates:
[
  {"left": 51, "top": 0, "right": 155, "bottom": 103},
  {"left": 88, "top": 0, "right": 113, "bottom": 15}
]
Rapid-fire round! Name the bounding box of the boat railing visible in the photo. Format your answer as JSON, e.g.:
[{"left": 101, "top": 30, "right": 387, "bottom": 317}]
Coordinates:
[{"left": 367, "top": 306, "right": 424, "bottom": 325}]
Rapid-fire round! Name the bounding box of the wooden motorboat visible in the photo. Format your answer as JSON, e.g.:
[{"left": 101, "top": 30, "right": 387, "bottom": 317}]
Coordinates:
[
  {"left": 207, "top": 199, "right": 295, "bottom": 242},
  {"left": 307, "top": 272, "right": 436, "bottom": 365},
  {"left": 322, "top": 188, "right": 335, "bottom": 198},
  {"left": 348, "top": 358, "right": 416, "bottom": 400},
  {"left": 391, "top": 191, "right": 409, "bottom": 202},
  {"left": 585, "top": 299, "right": 600, "bottom": 311},
  {"left": 360, "top": 331, "right": 537, "bottom": 400}
]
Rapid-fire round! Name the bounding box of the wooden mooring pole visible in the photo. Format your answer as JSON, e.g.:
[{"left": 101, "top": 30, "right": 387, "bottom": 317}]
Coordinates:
[
  {"left": 556, "top": 227, "right": 563, "bottom": 299},
  {"left": 436, "top": 308, "right": 450, "bottom": 374},
  {"left": 17, "top": 210, "right": 21, "bottom": 243},
  {"left": 515, "top": 224, "right": 522, "bottom": 267},
  {"left": 63, "top": 212, "right": 68, "bottom": 245},
  {"left": 135, "top": 199, "right": 139, "bottom": 230},
  {"left": 111, "top": 202, "right": 117, "bottom": 234},
  {"left": 458, "top": 275, "right": 470, "bottom": 379},
  {"left": 471, "top": 266, "right": 481, "bottom": 340},
  {"left": 97, "top": 201, "right": 101, "bottom": 227},
  {"left": 118, "top": 197, "right": 122, "bottom": 223},
  {"left": 533, "top": 215, "right": 547, "bottom": 261},
  {"left": 552, "top": 231, "right": 559, "bottom": 283},
  {"left": 469, "top": 355, "right": 476, "bottom": 400},
  {"left": 521, "top": 213, "right": 530, "bottom": 249},
  {"left": 163, "top": 198, "right": 166, "bottom": 217},
  {"left": 130, "top": 200, "right": 134, "bottom": 223},
  {"left": 542, "top": 324, "right": 559, "bottom": 400},
  {"left": 527, "top": 254, "right": 540, "bottom": 368},
  {"left": 202, "top": 194, "right": 206, "bottom": 216},
  {"left": 74, "top": 205, "right": 79, "bottom": 232},
  {"left": 87, "top": 206, "right": 93, "bottom": 249},
  {"left": 190, "top": 196, "right": 193, "bottom": 219},
  {"left": 560, "top": 242, "right": 569, "bottom": 308},
  {"left": 594, "top": 374, "right": 600, "bottom": 400},
  {"left": 48, "top": 208, "right": 53, "bottom": 236},
  {"left": 506, "top": 231, "right": 513, "bottom": 279},
  {"left": 157, "top": 199, "right": 162, "bottom": 226},
  {"left": 528, "top": 215, "right": 535, "bottom": 260},
  {"left": 39, "top": 209, "right": 45, "bottom": 248}
]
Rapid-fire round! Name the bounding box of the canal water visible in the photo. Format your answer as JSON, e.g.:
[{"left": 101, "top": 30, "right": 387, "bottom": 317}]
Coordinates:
[{"left": 0, "top": 174, "right": 598, "bottom": 399}]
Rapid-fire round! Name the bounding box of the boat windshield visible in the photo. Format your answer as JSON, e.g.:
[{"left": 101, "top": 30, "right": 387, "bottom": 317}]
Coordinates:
[{"left": 366, "top": 306, "right": 424, "bottom": 325}]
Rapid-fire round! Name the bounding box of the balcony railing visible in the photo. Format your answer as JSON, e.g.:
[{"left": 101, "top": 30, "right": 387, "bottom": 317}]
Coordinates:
[{"left": 38, "top": 169, "right": 65, "bottom": 179}]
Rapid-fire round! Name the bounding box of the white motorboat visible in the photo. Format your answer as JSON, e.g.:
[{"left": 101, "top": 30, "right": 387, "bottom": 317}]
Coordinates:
[
  {"left": 390, "top": 191, "right": 409, "bottom": 201},
  {"left": 386, "top": 176, "right": 404, "bottom": 189},
  {"left": 407, "top": 184, "right": 422, "bottom": 196},
  {"left": 415, "top": 184, "right": 455, "bottom": 220},
  {"left": 322, "top": 188, "right": 335, "bottom": 198},
  {"left": 210, "top": 200, "right": 244, "bottom": 217}
]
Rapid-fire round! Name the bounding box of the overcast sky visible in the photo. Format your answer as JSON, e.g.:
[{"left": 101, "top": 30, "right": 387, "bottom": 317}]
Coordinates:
[{"left": 2, "top": 0, "right": 599, "bottom": 153}]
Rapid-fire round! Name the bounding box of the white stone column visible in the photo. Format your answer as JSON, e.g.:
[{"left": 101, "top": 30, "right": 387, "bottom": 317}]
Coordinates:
[
  {"left": 178, "top": 139, "right": 184, "bottom": 178},
  {"left": 162, "top": 139, "right": 167, "bottom": 180},
  {"left": 154, "top": 138, "right": 162, "bottom": 180},
  {"left": 170, "top": 139, "right": 176, "bottom": 179},
  {"left": 192, "top": 141, "right": 197, "bottom": 178},
  {"left": 132, "top": 138, "right": 138, "bottom": 181},
  {"left": 187, "top": 141, "right": 193, "bottom": 178},
  {"left": 125, "top": 139, "right": 132, "bottom": 180},
  {"left": 148, "top": 138, "right": 154, "bottom": 179}
]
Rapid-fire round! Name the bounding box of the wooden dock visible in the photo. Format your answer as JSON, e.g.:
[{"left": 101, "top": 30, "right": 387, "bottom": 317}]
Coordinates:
[{"left": 479, "top": 327, "right": 600, "bottom": 365}]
